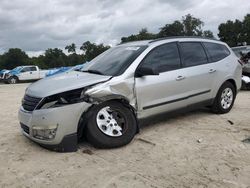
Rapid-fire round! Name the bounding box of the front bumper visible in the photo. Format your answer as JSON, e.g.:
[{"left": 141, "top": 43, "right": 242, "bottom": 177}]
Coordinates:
[{"left": 18, "top": 102, "right": 92, "bottom": 152}]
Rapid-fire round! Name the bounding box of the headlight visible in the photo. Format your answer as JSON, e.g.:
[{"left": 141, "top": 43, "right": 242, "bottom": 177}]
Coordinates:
[
  {"left": 5, "top": 73, "right": 11, "bottom": 78},
  {"left": 32, "top": 125, "right": 58, "bottom": 140},
  {"left": 37, "top": 88, "right": 89, "bottom": 109}
]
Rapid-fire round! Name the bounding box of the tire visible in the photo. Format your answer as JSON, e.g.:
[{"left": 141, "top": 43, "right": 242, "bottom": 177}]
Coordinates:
[
  {"left": 211, "top": 81, "right": 236, "bottom": 114},
  {"left": 85, "top": 101, "right": 137, "bottom": 148},
  {"left": 8, "top": 77, "right": 18, "bottom": 84},
  {"left": 241, "top": 81, "right": 247, "bottom": 90}
]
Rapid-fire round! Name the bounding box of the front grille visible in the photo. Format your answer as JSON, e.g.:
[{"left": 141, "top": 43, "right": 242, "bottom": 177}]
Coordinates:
[
  {"left": 22, "top": 95, "right": 42, "bottom": 112},
  {"left": 20, "top": 123, "right": 30, "bottom": 134}
]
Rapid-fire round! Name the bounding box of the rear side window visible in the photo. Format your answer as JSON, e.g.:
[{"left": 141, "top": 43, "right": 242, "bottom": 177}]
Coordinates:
[
  {"left": 21, "top": 67, "right": 31, "bottom": 72},
  {"left": 180, "top": 42, "right": 208, "bottom": 67},
  {"left": 141, "top": 42, "right": 181, "bottom": 73},
  {"left": 203, "top": 42, "right": 230, "bottom": 62},
  {"left": 30, "top": 67, "right": 37, "bottom": 71}
]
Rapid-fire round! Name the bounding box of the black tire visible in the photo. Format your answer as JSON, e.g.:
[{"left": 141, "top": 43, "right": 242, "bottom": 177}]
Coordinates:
[
  {"left": 241, "top": 81, "right": 247, "bottom": 90},
  {"left": 211, "top": 81, "right": 236, "bottom": 114},
  {"left": 8, "top": 76, "right": 18, "bottom": 84},
  {"left": 85, "top": 101, "right": 137, "bottom": 148}
]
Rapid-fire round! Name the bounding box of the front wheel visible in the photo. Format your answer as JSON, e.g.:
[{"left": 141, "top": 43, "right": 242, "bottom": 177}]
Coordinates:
[
  {"left": 85, "top": 101, "right": 137, "bottom": 148},
  {"left": 8, "top": 77, "right": 18, "bottom": 84},
  {"left": 211, "top": 82, "right": 236, "bottom": 114}
]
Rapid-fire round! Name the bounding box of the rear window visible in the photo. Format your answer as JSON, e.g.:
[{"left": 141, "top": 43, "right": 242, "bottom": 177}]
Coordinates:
[
  {"left": 203, "top": 42, "right": 230, "bottom": 62},
  {"left": 179, "top": 42, "right": 208, "bottom": 67}
]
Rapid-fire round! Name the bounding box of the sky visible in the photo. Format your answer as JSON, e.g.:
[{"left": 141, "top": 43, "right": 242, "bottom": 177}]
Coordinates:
[{"left": 0, "top": 0, "right": 250, "bottom": 56}]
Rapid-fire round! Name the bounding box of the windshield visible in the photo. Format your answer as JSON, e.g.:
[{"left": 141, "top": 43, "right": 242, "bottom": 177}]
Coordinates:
[
  {"left": 81, "top": 45, "right": 148, "bottom": 76},
  {"left": 12, "top": 66, "right": 23, "bottom": 72}
]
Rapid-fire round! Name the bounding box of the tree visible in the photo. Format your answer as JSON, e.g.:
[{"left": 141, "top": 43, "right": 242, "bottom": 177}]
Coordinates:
[
  {"left": 80, "top": 41, "right": 110, "bottom": 61},
  {"left": 203, "top": 30, "right": 214, "bottom": 38},
  {"left": 242, "top": 14, "right": 250, "bottom": 45},
  {"left": 65, "top": 43, "right": 76, "bottom": 54},
  {"left": 121, "top": 14, "right": 214, "bottom": 43},
  {"left": 218, "top": 19, "right": 245, "bottom": 47},
  {"left": 0, "top": 48, "right": 29, "bottom": 69},
  {"left": 43, "top": 48, "right": 67, "bottom": 68},
  {"left": 121, "top": 28, "right": 156, "bottom": 43},
  {"left": 158, "top": 21, "right": 184, "bottom": 38},
  {"left": 182, "top": 14, "right": 204, "bottom": 36}
]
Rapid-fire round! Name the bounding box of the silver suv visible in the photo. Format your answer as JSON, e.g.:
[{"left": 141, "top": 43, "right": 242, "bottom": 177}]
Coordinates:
[{"left": 18, "top": 37, "right": 242, "bottom": 152}]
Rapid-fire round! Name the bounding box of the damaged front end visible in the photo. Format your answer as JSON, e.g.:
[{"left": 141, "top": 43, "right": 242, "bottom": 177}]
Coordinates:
[{"left": 85, "top": 77, "right": 136, "bottom": 109}]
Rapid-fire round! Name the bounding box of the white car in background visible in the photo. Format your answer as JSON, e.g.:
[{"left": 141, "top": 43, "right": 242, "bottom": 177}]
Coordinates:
[{"left": 4, "top": 66, "right": 48, "bottom": 84}]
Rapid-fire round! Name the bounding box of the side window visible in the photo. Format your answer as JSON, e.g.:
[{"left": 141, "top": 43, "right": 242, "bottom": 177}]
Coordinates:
[
  {"left": 203, "top": 42, "right": 230, "bottom": 62},
  {"left": 30, "top": 67, "right": 37, "bottom": 71},
  {"left": 180, "top": 42, "right": 208, "bottom": 67},
  {"left": 21, "top": 67, "right": 31, "bottom": 72},
  {"left": 140, "top": 42, "right": 181, "bottom": 73}
]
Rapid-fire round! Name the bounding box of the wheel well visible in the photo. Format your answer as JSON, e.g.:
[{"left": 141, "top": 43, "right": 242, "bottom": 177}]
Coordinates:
[
  {"left": 10, "top": 75, "right": 19, "bottom": 80},
  {"left": 226, "top": 79, "right": 237, "bottom": 92}
]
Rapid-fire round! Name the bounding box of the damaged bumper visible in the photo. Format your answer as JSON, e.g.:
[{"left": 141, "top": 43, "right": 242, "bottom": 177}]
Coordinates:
[{"left": 18, "top": 102, "right": 92, "bottom": 152}]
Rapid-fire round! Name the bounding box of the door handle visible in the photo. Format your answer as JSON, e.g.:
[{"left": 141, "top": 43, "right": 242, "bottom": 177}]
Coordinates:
[
  {"left": 209, "top": 69, "right": 216, "bottom": 73},
  {"left": 176, "top": 76, "right": 185, "bottom": 81}
]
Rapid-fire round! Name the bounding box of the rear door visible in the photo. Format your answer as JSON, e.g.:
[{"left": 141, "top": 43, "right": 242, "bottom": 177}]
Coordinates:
[{"left": 178, "top": 42, "right": 217, "bottom": 105}]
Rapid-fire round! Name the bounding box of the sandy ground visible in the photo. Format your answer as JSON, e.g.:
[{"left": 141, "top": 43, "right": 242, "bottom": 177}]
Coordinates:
[{"left": 0, "top": 83, "right": 250, "bottom": 188}]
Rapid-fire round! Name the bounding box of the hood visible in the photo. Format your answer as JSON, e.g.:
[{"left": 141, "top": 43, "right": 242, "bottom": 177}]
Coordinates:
[
  {"left": 26, "top": 71, "right": 111, "bottom": 98},
  {"left": 9, "top": 70, "right": 19, "bottom": 75}
]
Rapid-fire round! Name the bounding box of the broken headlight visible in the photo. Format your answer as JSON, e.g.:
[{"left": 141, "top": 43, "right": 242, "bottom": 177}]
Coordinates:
[
  {"left": 37, "top": 88, "right": 89, "bottom": 109},
  {"left": 32, "top": 125, "right": 58, "bottom": 140}
]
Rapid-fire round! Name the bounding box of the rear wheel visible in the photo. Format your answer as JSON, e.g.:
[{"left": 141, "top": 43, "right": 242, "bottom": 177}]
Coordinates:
[
  {"left": 211, "top": 82, "right": 236, "bottom": 114},
  {"left": 85, "top": 101, "right": 137, "bottom": 148}
]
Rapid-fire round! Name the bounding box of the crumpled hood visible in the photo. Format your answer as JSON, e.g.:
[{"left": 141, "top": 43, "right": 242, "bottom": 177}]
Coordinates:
[{"left": 26, "top": 71, "right": 111, "bottom": 98}]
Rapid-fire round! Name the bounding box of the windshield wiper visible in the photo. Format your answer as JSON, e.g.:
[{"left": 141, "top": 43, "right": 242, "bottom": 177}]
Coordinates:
[{"left": 82, "top": 69, "right": 104, "bottom": 75}]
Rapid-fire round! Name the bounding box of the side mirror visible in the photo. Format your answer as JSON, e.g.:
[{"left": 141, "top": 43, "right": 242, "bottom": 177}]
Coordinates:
[{"left": 135, "top": 66, "right": 159, "bottom": 77}]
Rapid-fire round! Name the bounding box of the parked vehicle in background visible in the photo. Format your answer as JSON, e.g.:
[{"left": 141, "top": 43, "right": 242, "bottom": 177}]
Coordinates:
[
  {"left": 232, "top": 46, "right": 250, "bottom": 74},
  {"left": 232, "top": 46, "right": 250, "bottom": 90},
  {"left": 4, "top": 66, "right": 48, "bottom": 84},
  {"left": 45, "top": 64, "right": 85, "bottom": 77},
  {"left": 0, "top": 69, "right": 10, "bottom": 81},
  {"left": 19, "top": 37, "right": 242, "bottom": 152},
  {"left": 45, "top": 67, "right": 72, "bottom": 77}
]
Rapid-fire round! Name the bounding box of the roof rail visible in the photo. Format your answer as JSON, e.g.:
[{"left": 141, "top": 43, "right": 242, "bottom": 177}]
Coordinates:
[{"left": 149, "top": 36, "right": 220, "bottom": 43}]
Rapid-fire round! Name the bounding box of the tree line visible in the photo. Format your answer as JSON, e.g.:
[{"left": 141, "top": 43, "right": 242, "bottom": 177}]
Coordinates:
[
  {"left": 0, "top": 41, "right": 110, "bottom": 70},
  {"left": 0, "top": 14, "right": 250, "bottom": 70}
]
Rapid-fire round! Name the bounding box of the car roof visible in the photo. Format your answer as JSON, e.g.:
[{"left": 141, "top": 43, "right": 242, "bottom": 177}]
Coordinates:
[{"left": 119, "top": 36, "right": 224, "bottom": 47}]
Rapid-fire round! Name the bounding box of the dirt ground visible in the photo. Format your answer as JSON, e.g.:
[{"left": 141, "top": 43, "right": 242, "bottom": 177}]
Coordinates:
[{"left": 0, "top": 83, "right": 250, "bottom": 188}]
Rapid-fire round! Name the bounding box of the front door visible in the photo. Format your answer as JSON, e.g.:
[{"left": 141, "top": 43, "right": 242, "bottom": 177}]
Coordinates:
[{"left": 135, "top": 42, "right": 190, "bottom": 118}]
